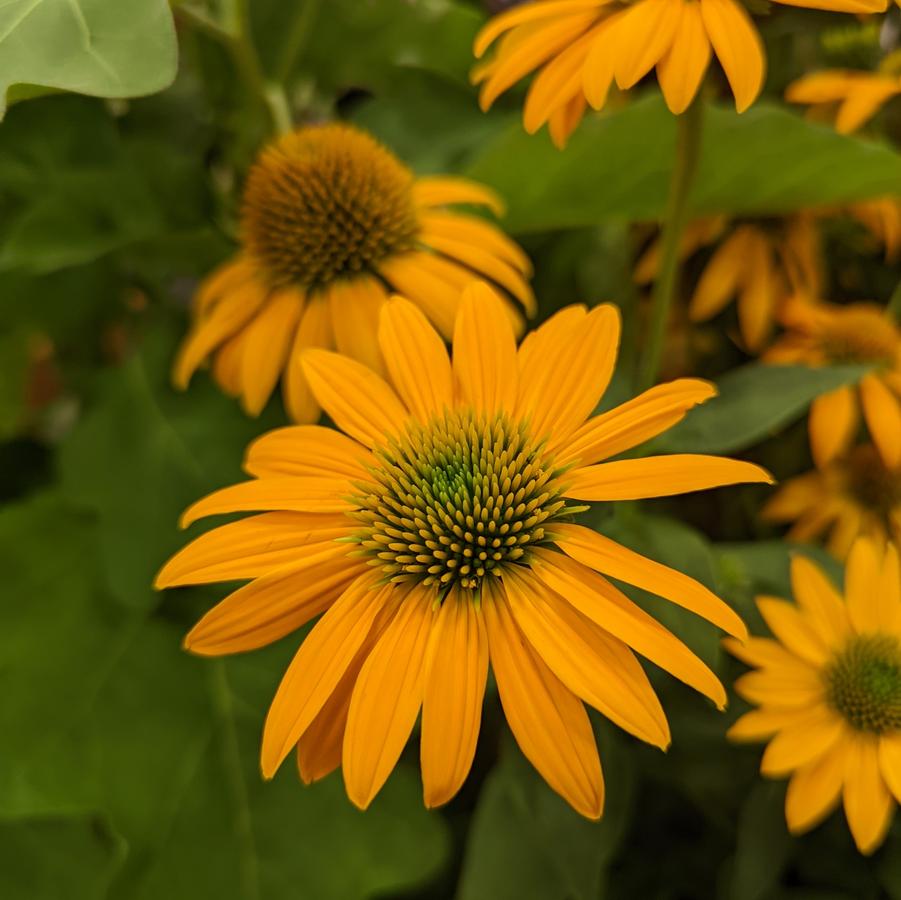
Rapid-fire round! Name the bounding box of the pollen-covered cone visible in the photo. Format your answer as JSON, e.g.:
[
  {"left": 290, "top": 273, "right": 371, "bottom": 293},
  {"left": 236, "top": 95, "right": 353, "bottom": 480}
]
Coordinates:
[
  {"left": 472, "top": 0, "right": 887, "bottom": 147},
  {"left": 157, "top": 283, "right": 773, "bottom": 817},
  {"left": 727, "top": 538, "right": 901, "bottom": 855},
  {"left": 762, "top": 444, "right": 901, "bottom": 560},
  {"left": 787, "top": 68, "right": 901, "bottom": 135},
  {"left": 173, "top": 123, "right": 534, "bottom": 422},
  {"left": 764, "top": 299, "right": 901, "bottom": 470},
  {"left": 635, "top": 214, "right": 823, "bottom": 352}
]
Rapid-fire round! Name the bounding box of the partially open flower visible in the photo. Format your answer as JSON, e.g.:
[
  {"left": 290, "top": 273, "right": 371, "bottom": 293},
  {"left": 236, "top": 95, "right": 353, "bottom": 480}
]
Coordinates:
[
  {"left": 473, "top": 0, "right": 887, "bottom": 148},
  {"left": 762, "top": 445, "right": 901, "bottom": 559},
  {"left": 174, "top": 123, "right": 534, "bottom": 421},
  {"left": 765, "top": 300, "right": 901, "bottom": 469},
  {"left": 158, "top": 283, "right": 772, "bottom": 816},
  {"left": 727, "top": 537, "right": 901, "bottom": 855}
]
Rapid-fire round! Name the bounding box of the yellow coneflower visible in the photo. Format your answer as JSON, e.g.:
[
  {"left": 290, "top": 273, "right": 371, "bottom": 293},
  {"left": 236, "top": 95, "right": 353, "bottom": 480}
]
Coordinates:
[
  {"left": 635, "top": 215, "right": 822, "bottom": 352},
  {"left": 727, "top": 537, "right": 901, "bottom": 855},
  {"left": 472, "top": 0, "right": 887, "bottom": 148},
  {"left": 762, "top": 445, "right": 901, "bottom": 559},
  {"left": 174, "top": 123, "right": 534, "bottom": 421},
  {"left": 765, "top": 300, "right": 901, "bottom": 469},
  {"left": 786, "top": 68, "right": 901, "bottom": 135},
  {"left": 157, "top": 283, "right": 773, "bottom": 816}
]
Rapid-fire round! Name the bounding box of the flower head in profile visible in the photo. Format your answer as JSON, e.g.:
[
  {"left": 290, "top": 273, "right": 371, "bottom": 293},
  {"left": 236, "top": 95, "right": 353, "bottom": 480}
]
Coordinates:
[
  {"left": 472, "top": 0, "right": 887, "bottom": 148},
  {"left": 173, "top": 123, "right": 534, "bottom": 421},
  {"left": 636, "top": 215, "right": 822, "bottom": 352},
  {"left": 765, "top": 300, "right": 901, "bottom": 469},
  {"left": 727, "top": 538, "right": 901, "bottom": 854},
  {"left": 787, "top": 67, "right": 901, "bottom": 135},
  {"left": 157, "top": 283, "right": 772, "bottom": 816},
  {"left": 762, "top": 445, "right": 901, "bottom": 560}
]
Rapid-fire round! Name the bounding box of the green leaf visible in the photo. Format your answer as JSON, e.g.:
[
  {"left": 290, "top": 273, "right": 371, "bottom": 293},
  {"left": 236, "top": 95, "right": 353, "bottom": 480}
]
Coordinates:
[
  {"left": 727, "top": 782, "right": 794, "bottom": 900},
  {"left": 655, "top": 364, "right": 868, "bottom": 455},
  {"left": 0, "top": 0, "right": 177, "bottom": 115},
  {"left": 0, "top": 494, "right": 451, "bottom": 900},
  {"left": 458, "top": 729, "right": 635, "bottom": 900},
  {"left": 0, "top": 98, "right": 165, "bottom": 272},
  {"left": 0, "top": 816, "right": 126, "bottom": 900},
  {"left": 466, "top": 96, "right": 901, "bottom": 233},
  {"left": 58, "top": 317, "right": 276, "bottom": 610}
]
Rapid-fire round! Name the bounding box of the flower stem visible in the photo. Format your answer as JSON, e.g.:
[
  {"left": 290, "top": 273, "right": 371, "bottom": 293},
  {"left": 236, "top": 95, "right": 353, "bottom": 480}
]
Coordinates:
[
  {"left": 178, "top": 1, "right": 292, "bottom": 135},
  {"left": 638, "top": 96, "right": 704, "bottom": 390},
  {"left": 275, "top": 0, "right": 323, "bottom": 84}
]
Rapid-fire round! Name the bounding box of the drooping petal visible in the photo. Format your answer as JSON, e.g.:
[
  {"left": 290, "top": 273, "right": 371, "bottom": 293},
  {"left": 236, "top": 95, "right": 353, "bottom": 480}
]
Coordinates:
[
  {"left": 530, "top": 549, "right": 727, "bottom": 707},
  {"left": 378, "top": 252, "right": 464, "bottom": 338},
  {"left": 184, "top": 551, "right": 362, "bottom": 656},
  {"left": 860, "top": 374, "right": 901, "bottom": 470},
  {"left": 378, "top": 296, "right": 454, "bottom": 424},
  {"left": 808, "top": 387, "right": 859, "bottom": 471},
  {"left": 689, "top": 227, "right": 751, "bottom": 321},
  {"left": 612, "top": 0, "right": 682, "bottom": 90},
  {"left": 421, "top": 590, "right": 489, "bottom": 808},
  {"left": 564, "top": 454, "right": 773, "bottom": 501},
  {"left": 552, "top": 522, "right": 746, "bottom": 638},
  {"left": 657, "top": 1, "right": 711, "bottom": 114},
  {"left": 283, "top": 294, "right": 332, "bottom": 424},
  {"left": 503, "top": 567, "right": 670, "bottom": 748},
  {"left": 843, "top": 735, "right": 894, "bottom": 856},
  {"left": 301, "top": 348, "right": 409, "bottom": 448},
  {"left": 328, "top": 276, "right": 388, "bottom": 377},
  {"left": 419, "top": 212, "right": 532, "bottom": 276},
  {"left": 878, "top": 732, "right": 901, "bottom": 805},
  {"left": 343, "top": 586, "right": 436, "bottom": 809},
  {"left": 483, "top": 578, "right": 604, "bottom": 819},
  {"left": 785, "top": 741, "right": 848, "bottom": 834},
  {"left": 700, "top": 0, "right": 765, "bottom": 113},
  {"left": 835, "top": 80, "right": 901, "bottom": 134},
  {"left": 727, "top": 707, "right": 802, "bottom": 742},
  {"left": 260, "top": 574, "right": 393, "bottom": 778}
]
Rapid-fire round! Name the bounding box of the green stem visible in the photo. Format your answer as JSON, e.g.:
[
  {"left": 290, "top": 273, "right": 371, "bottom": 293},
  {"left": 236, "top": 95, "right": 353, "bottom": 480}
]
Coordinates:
[
  {"left": 275, "top": 0, "right": 323, "bottom": 84},
  {"left": 638, "top": 96, "right": 704, "bottom": 390},
  {"left": 178, "top": 1, "right": 291, "bottom": 135}
]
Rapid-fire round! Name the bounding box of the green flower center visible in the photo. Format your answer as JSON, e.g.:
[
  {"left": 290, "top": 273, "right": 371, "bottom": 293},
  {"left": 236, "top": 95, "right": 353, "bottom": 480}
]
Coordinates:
[
  {"left": 825, "top": 634, "right": 901, "bottom": 733},
  {"left": 350, "top": 409, "right": 579, "bottom": 594}
]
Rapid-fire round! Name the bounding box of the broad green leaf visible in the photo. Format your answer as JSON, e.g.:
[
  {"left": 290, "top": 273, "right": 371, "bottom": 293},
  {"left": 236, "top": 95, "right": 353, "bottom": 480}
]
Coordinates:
[
  {"left": 0, "top": 816, "right": 126, "bottom": 900},
  {"left": 0, "top": 0, "right": 177, "bottom": 115},
  {"left": 58, "top": 318, "right": 277, "bottom": 610},
  {"left": 656, "top": 364, "right": 868, "bottom": 455},
  {"left": 0, "top": 494, "right": 451, "bottom": 900},
  {"left": 458, "top": 729, "right": 635, "bottom": 900},
  {"left": 466, "top": 96, "right": 901, "bottom": 233},
  {"left": 0, "top": 98, "right": 164, "bottom": 272}
]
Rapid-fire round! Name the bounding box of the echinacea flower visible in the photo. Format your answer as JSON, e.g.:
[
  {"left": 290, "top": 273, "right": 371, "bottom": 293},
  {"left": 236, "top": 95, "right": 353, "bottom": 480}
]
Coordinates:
[
  {"left": 787, "top": 68, "right": 901, "bottom": 135},
  {"left": 727, "top": 537, "right": 901, "bottom": 854},
  {"left": 636, "top": 215, "right": 822, "bottom": 351},
  {"left": 472, "top": 0, "right": 887, "bottom": 148},
  {"left": 765, "top": 300, "right": 901, "bottom": 469},
  {"left": 174, "top": 123, "right": 534, "bottom": 421},
  {"left": 762, "top": 445, "right": 901, "bottom": 559},
  {"left": 157, "top": 283, "right": 772, "bottom": 816}
]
